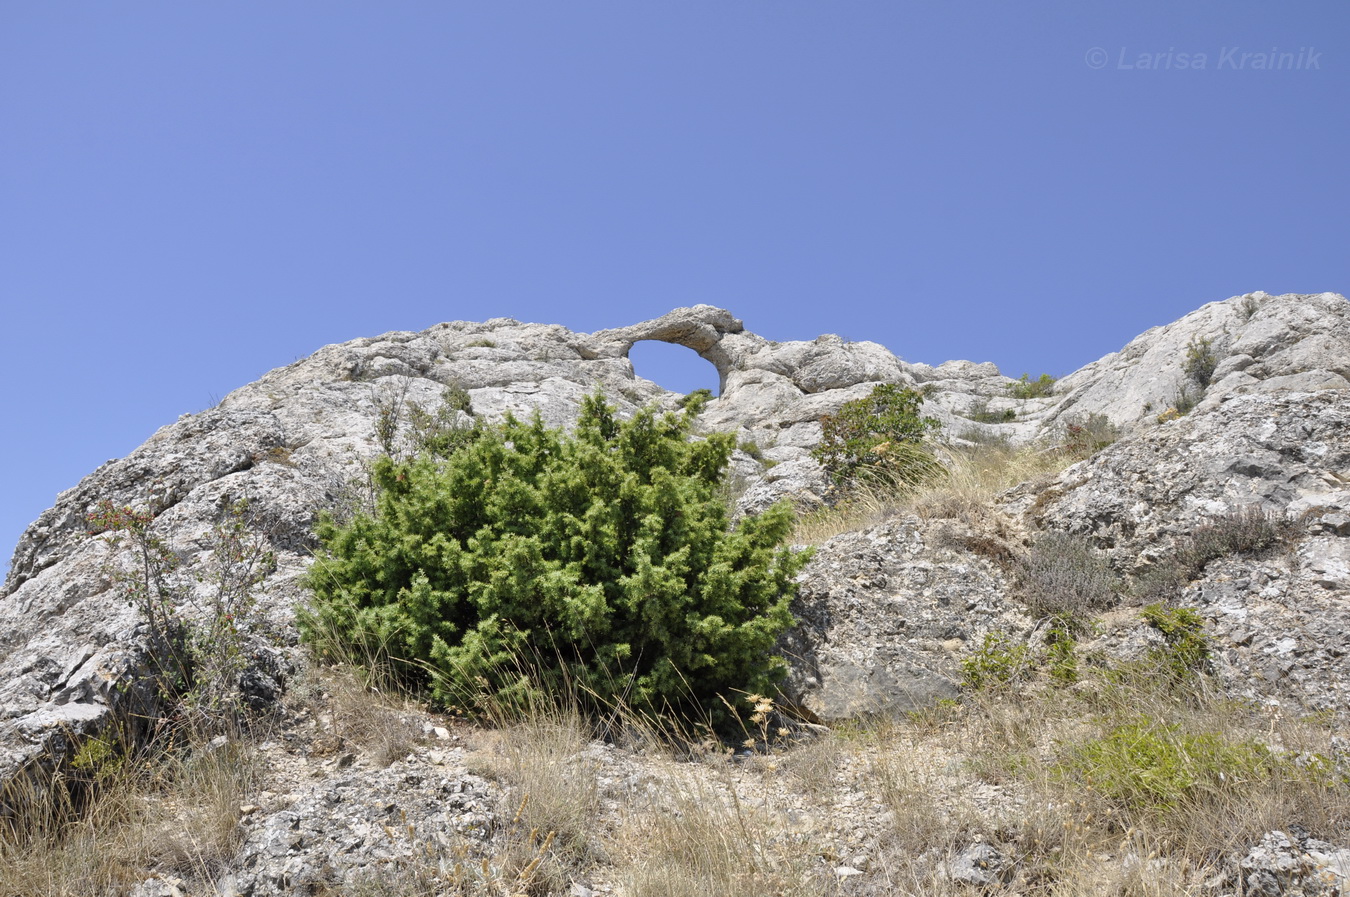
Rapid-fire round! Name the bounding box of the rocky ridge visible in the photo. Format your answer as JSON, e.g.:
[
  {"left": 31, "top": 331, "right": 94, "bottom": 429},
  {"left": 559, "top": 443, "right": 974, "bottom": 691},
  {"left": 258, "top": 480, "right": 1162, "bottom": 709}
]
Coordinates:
[{"left": 3, "top": 290, "right": 1349, "bottom": 895}]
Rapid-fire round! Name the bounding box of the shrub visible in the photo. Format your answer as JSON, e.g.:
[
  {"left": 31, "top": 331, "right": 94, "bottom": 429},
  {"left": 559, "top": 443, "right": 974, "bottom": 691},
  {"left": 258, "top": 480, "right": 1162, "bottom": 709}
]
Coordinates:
[
  {"left": 960, "top": 632, "right": 1033, "bottom": 691},
  {"left": 302, "top": 394, "right": 811, "bottom": 726},
  {"left": 1183, "top": 337, "right": 1218, "bottom": 388},
  {"left": 1045, "top": 616, "right": 1079, "bottom": 684},
  {"left": 1064, "top": 718, "right": 1276, "bottom": 811},
  {"left": 1052, "top": 413, "right": 1119, "bottom": 458},
  {"left": 1183, "top": 506, "right": 1293, "bottom": 565},
  {"left": 406, "top": 384, "right": 479, "bottom": 459},
  {"left": 966, "top": 400, "right": 1016, "bottom": 423},
  {"left": 1133, "top": 507, "right": 1294, "bottom": 603},
  {"left": 1008, "top": 373, "right": 1056, "bottom": 399},
  {"left": 86, "top": 498, "right": 275, "bottom": 727},
  {"left": 1142, "top": 603, "right": 1211, "bottom": 678},
  {"left": 676, "top": 388, "right": 713, "bottom": 411},
  {"left": 811, "top": 384, "right": 941, "bottom": 489},
  {"left": 1015, "top": 531, "right": 1119, "bottom": 624}
]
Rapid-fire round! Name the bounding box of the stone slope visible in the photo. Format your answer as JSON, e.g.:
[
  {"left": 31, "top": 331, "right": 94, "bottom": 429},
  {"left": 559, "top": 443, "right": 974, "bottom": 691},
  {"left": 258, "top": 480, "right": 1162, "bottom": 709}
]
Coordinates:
[
  {"left": 1011, "top": 387, "right": 1350, "bottom": 716},
  {"left": 3, "top": 291, "right": 1348, "bottom": 813}
]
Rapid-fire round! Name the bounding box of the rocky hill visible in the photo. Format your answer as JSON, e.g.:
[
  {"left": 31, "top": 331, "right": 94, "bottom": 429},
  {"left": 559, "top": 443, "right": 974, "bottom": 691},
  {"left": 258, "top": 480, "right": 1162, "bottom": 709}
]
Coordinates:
[{"left": 2, "top": 291, "right": 1348, "bottom": 896}]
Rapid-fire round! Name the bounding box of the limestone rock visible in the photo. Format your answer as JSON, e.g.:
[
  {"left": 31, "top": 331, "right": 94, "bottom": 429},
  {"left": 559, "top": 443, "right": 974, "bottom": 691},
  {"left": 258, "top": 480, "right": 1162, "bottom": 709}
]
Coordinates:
[
  {"left": 227, "top": 762, "right": 498, "bottom": 896},
  {"left": 3, "top": 291, "right": 1349, "bottom": 821},
  {"left": 779, "top": 517, "right": 1027, "bottom": 722},
  {"left": 1235, "top": 829, "right": 1350, "bottom": 897},
  {"left": 1046, "top": 291, "right": 1350, "bottom": 431},
  {"left": 1014, "top": 388, "right": 1350, "bottom": 716}
]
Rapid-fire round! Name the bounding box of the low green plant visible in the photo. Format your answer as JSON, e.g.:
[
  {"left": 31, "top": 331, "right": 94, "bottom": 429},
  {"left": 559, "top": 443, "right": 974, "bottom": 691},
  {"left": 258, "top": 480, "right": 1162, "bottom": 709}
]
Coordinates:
[
  {"left": 303, "top": 393, "right": 811, "bottom": 727},
  {"left": 961, "top": 632, "right": 1033, "bottom": 691},
  {"left": 1142, "top": 603, "right": 1210, "bottom": 679},
  {"left": 1045, "top": 616, "right": 1079, "bottom": 684},
  {"left": 966, "top": 400, "right": 1016, "bottom": 423},
  {"left": 812, "top": 383, "right": 941, "bottom": 490},
  {"left": 676, "top": 388, "right": 713, "bottom": 411},
  {"left": 465, "top": 338, "right": 498, "bottom": 348},
  {"left": 1172, "top": 384, "right": 1201, "bottom": 416},
  {"left": 1064, "top": 718, "right": 1276, "bottom": 811},
  {"left": 1008, "top": 373, "right": 1056, "bottom": 399},
  {"left": 1052, "top": 413, "right": 1119, "bottom": 458},
  {"left": 405, "top": 384, "right": 479, "bottom": 459}
]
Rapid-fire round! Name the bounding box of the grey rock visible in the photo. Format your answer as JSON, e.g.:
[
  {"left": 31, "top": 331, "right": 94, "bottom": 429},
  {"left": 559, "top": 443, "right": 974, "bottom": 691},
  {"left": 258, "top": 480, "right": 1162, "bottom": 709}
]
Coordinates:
[
  {"left": 3, "top": 290, "right": 1350, "bottom": 826},
  {"left": 1238, "top": 830, "right": 1350, "bottom": 897},
  {"left": 949, "top": 842, "right": 1009, "bottom": 886},
  {"left": 779, "top": 517, "right": 1027, "bottom": 722},
  {"left": 231, "top": 763, "right": 498, "bottom": 896},
  {"left": 1046, "top": 291, "right": 1350, "bottom": 431}
]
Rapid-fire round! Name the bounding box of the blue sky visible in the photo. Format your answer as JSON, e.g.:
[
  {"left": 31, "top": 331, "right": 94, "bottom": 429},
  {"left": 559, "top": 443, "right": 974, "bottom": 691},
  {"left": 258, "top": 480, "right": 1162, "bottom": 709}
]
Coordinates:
[{"left": 3, "top": 2, "right": 1348, "bottom": 564}]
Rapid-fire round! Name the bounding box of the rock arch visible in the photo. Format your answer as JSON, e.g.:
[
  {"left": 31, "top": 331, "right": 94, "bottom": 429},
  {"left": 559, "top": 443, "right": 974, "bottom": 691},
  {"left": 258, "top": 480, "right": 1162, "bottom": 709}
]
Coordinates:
[
  {"left": 589, "top": 305, "right": 749, "bottom": 394},
  {"left": 627, "top": 338, "right": 723, "bottom": 395}
]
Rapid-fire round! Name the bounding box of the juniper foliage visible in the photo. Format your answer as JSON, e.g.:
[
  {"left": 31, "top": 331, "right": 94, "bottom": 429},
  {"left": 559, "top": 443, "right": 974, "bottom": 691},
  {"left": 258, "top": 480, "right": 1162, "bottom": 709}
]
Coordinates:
[{"left": 303, "top": 394, "right": 809, "bottom": 723}]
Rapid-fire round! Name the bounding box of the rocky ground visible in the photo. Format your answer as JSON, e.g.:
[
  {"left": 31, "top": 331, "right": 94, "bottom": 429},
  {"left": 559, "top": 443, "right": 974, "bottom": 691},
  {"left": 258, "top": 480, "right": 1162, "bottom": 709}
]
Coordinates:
[{"left": 4, "top": 291, "right": 1350, "bottom": 895}]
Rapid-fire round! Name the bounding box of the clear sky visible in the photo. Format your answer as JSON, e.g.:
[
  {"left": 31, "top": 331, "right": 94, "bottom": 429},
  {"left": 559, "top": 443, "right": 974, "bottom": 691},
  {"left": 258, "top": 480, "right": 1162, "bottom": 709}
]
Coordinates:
[{"left": 3, "top": 2, "right": 1347, "bottom": 566}]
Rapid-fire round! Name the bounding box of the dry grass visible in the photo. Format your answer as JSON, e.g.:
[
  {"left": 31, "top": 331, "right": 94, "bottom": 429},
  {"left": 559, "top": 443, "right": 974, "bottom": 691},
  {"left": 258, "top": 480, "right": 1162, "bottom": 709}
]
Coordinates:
[
  {"left": 0, "top": 730, "right": 261, "bottom": 897},
  {"left": 479, "top": 707, "right": 600, "bottom": 866},
  {"left": 318, "top": 663, "right": 427, "bottom": 766},
  {"left": 615, "top": 763, "right": 840, "bottom": 897},
  {"left": 793, "top": 439, "right": 1091, "bottom": 544}
]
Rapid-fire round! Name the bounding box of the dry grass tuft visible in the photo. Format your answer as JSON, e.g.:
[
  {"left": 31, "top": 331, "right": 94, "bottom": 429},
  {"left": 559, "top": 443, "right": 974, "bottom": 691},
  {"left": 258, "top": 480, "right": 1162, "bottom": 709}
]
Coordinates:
[
  {"left": 617, "top": 765, "right": 840, "bottom": 897},
  {"left": 319, "top": 664, "right": 427, "bottom": 767},
  {"left": 487, "top": 708, "right": 600, "bottom": 865},
  {"left": 0, "top": 729, "right": 261, "bottom": 897},
  {"left": 794, "top": 439, "right": 1094, "bottom": 545}
]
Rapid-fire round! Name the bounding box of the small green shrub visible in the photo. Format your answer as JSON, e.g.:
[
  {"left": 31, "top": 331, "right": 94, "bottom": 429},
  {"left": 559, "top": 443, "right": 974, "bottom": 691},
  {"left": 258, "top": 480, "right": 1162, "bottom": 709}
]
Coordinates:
[
  {"left": 465, "top": 338, "right": 498, "bottom": 348},
  {"left": 1064, "top": 718, "right": 1276, "bottom": 811},
  {"left": 1142, "top": 603, "right": 1210, "bottom": 678},
  {"left": 1009, "top": 373, "right": 1056, "bottom": 399},
  {"left": 738, "top": 440, "right": 764, "bottom": 461},
  {"left": 1183, "top": 337, "right": 1218, "bottom": 388},
  {"left": 1053, "top": 413, "right": 1119, "bottom": 458},
  {"left": 676, "top": 388, "right": 713, "bottom": 411},
  {"left": 303, "top": 394, "right": 811, "bottom": 726},
  {"left": 812, "top": 384, "right": 941, "bottom": 490},
  {"left": 961, "top": 632, "right": 1033, "bottom": 691},
  {"left": 1172, "top": 385, "right": 1201, "bottom": 416},
  {"left": 406, "top": 384, "right": 479, "bottom": 459},
  {"left": 1045, "top": 616, "right": 1079, "bottom": 684}
]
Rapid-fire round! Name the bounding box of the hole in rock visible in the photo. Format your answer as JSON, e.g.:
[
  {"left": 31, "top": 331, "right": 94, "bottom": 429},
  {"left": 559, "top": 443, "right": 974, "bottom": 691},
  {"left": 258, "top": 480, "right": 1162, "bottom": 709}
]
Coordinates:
[{"left": 627, "top": 340, "right": 721, "bottom": 397}]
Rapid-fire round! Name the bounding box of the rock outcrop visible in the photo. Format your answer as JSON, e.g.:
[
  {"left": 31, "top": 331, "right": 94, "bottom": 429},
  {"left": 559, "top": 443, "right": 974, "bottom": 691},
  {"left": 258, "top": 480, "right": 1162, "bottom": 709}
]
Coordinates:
[
  {"left": 3, "top": 290, "right": 1348, "bottom": 827},
  {"left": 1015, "top": 387, "right": 1350, "bottom": 716}
]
